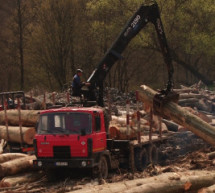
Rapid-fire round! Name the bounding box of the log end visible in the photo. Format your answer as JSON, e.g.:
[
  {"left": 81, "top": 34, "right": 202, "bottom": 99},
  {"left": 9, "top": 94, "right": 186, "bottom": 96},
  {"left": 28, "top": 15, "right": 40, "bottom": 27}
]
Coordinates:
[{"left": 23, "top": 128, "right": 36, "bottom": 145}]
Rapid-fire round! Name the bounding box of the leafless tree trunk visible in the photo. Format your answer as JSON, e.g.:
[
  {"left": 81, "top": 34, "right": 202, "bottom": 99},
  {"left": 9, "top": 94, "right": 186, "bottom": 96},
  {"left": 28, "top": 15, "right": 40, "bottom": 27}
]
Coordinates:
[{"left": 17, "top": 0, "right": 24, "bottom": 90}]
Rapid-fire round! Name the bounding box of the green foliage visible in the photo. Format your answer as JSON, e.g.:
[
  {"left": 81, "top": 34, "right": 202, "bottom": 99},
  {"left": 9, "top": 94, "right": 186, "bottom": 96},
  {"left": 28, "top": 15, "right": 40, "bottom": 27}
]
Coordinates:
[
  {"left": 161, "top": 0, "right": 215, "bottom": 56},
  {"left": 0, "top": 0, "right": 215, "bottom": 91}
]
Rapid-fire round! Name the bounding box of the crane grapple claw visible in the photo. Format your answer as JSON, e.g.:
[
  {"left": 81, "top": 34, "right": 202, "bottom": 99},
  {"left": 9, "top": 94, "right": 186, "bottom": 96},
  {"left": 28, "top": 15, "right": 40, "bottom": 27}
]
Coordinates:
[{"left": 153, "top": 90, "right": 179, "bottom": 116}]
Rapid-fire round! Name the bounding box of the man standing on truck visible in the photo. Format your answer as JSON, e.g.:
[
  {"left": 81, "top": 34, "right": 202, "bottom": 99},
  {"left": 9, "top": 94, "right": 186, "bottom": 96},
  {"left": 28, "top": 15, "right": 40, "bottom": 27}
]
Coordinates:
[{"left": 71, "top": 69, "right": 90, "bottom": 97}]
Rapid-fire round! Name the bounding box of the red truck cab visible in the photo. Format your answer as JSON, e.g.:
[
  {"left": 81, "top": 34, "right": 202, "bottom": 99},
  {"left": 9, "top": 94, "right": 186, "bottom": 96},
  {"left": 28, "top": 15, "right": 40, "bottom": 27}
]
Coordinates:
[
  {"left": 33, "top": 107, "right": 108, "bottom": 169},
  {"left": 33, "top": 106, "right": 165, "bottom": 179}
]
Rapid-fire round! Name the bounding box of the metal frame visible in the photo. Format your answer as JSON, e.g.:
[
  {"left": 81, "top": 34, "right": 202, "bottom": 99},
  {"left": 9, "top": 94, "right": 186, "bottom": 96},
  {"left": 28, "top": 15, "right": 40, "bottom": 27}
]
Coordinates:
[{"left": 0, "top": 91, "right": 26, "bottom": 110}]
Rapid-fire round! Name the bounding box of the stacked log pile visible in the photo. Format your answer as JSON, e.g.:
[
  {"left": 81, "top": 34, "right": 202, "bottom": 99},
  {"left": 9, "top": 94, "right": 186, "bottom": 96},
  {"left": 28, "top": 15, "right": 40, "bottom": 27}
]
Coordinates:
[
  {"left": 0, "top": 153, "right": 35, "bottom": 176},
  {"left": 109, "top": 113, "right": 169, "bottom": 140},
  {"left": 0, "top": 171, "right": 44, "bottom": 188},
  {"left": 29, "top": 91, "right": 70, "bottom": 109},
  {"left": 0, "top": 153, "right": 38, "bottom": 190},
  {"left": 0, "top": 109, "right": 38, "bottom": 182},
  {"left": 164, "top": 83, "right": 215, "bottom": 131},
  {"left": 0, "top": 108, "right": 40, "bottom": 188},
  {"left": 108, "top": 86, "right": 213, "bottom": 138},
  {"left": 176, "top": 83, "right": 215, "bottom": 114},
  {"left": 138, "top": 85, "right": 215, "bottom": 146},
  {"left": 0, "top": 110, "right": 39, "bottom": 145},
  {"left": 0, "top": 154, "right": 36, "bottom": 178}
]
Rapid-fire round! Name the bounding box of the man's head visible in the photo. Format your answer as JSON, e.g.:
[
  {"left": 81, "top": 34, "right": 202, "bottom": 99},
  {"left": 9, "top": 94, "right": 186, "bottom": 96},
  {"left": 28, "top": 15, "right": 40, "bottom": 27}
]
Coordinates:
[{"left": 76, "top": 69, "right": 83, "bottom": 76}]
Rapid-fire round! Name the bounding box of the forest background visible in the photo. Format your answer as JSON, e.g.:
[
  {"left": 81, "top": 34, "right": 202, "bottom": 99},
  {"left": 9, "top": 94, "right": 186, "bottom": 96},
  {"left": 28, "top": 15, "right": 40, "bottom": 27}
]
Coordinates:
[{"left": 0, "top": 0, "right": 215, "bottom": 93}]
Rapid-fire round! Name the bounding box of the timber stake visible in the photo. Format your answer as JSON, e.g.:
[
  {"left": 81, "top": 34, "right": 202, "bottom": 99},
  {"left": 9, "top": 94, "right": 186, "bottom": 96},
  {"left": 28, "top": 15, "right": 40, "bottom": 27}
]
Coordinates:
[
  {"left": 18, "top": 98, "right": 24, "bottom": 147},
  {"left": 136, "top": 91, "right": 141, "bottom": 143},
  {"left": 4, "top": 100, "right": 9, "bottom": 142},
  {"left": 126, "top": 100, "right": 130, "bottom": 138}
]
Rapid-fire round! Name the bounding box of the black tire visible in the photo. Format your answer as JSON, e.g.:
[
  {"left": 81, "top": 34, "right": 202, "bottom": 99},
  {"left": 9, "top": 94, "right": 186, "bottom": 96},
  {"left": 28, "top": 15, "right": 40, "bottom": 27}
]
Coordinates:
[
  {"left": 98, "top": 156, "right": 108, "bottom": 179},
  {"left": 134, "top": 148, "right": 148, "bottom": 171}
]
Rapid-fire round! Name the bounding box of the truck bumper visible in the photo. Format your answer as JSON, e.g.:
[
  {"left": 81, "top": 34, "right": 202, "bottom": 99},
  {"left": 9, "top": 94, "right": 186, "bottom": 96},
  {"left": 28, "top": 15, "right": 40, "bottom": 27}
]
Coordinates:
[{"left": 33, "top": 158, "right": 97, "bottom": 169}]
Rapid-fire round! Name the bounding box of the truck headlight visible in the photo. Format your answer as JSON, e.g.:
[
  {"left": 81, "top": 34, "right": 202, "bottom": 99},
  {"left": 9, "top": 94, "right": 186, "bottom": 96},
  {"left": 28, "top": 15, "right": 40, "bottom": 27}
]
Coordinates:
[{"left": 81, "top": 161, "right": 86, "bottom": 167}]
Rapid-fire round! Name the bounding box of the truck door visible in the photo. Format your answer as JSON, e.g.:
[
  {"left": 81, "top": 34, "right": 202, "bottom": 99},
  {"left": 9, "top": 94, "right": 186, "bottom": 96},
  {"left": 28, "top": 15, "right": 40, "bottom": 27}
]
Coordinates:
[{"left": 92, "top": 112, "right": 106, "bottom": 153}]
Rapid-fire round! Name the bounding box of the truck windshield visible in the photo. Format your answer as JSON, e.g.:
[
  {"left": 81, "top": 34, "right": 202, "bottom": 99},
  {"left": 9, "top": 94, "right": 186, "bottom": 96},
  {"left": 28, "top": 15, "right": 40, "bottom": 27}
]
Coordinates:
[{"left": 37, "top": 112, "right": 92, "bottom": 135}]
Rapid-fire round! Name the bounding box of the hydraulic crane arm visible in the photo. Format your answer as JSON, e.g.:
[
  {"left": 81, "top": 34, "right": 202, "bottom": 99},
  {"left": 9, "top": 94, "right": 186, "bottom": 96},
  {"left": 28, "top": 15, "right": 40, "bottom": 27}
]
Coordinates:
[{"left": 86, "top": 1, "right": 176, "bottom": 106}]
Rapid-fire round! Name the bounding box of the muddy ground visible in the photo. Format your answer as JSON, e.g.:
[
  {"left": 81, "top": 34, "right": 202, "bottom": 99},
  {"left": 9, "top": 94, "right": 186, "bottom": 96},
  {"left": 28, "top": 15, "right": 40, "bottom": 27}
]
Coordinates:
[{"left": 0, "top": 131, "right": 213, "bottom": 193}]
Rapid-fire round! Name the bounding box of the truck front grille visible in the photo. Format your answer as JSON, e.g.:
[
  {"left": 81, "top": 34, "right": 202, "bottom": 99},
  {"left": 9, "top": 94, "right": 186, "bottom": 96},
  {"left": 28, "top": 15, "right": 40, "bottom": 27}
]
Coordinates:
[{"left": 53, "top": 146, "right": 71, "bottom": 159}]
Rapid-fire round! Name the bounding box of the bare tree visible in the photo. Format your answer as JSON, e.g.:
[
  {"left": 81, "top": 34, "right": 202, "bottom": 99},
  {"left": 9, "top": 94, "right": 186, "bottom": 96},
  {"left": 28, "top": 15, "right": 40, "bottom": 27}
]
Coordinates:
[
  {"left": 17, "top": 0, "right": 24, "bottom": 89},
  {"left": 30, "top": 0, "right": 78, "bottom": 89}
]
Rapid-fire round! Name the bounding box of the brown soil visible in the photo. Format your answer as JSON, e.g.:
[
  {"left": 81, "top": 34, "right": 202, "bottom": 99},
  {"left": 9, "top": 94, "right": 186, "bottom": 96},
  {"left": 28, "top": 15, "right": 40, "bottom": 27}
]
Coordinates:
[{"left": 0, "top": 131, "right": 213, "bottom": 193}]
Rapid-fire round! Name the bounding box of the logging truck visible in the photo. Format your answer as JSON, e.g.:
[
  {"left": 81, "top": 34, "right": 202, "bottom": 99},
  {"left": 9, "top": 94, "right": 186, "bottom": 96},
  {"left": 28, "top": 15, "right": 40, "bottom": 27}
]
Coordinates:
[
  {"left": 33, "top": 1, "right": 178, "bottom": 178},
  {"left": 33, "top": 106, "right": 171, "bottom": 178}
]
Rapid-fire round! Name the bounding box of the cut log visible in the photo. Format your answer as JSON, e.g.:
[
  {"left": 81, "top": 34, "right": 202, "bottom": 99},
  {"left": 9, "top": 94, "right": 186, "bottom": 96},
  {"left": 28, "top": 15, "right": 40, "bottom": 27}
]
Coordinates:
[
  {"left": 0, "top": 139, "right": 6, "bottom": 154},
  {"left": 138, "top": 85, "right": 215, "bottom": 146},
  {"left": 26, "top": 102, "right": 42, "bottom": 110},
  {"left": 109, "top": 126, "right": 137, "bottom": 140},
  {"left": 109, "top": 125, "right": 151, "bottom": 140},
  {"left": 111, "top": 113, "right": 168, "bottom": 133},
  {"left": 211, "top": 119, "right": 215, "bottom": 126},
  {"left": 196, "top": 99, "right": 213, "bottom": 112},
  {"left": 0, "top": 153, "right": 27, "bottom": 164},
  {"left": 71, "top": 171, "right": 215, "bottom": 193},
  {"left": 111, "top": 116, "right": 127, "bottom": 126},
  {"left": 162, "top": 119, "right": 179, "bottom": 132},
  {"left": 173, "top": 88, "right": 198, "bottom": 94},
  {"left": 111, "top": 115, "right": 148, "bottom": 127},
  {"left": 144, "top": 114, "right": 168, "bottom": 132},
  {"left": 0, "top": 126, "right": 36, "bottom": 144},
  {"left": 25, "top": 94, "right": 43, "bottom": 110},
  {"left": 183, "top": 107, "right": 212, "bottom": 123},
  {"left": 207, "top": 151, "right": 215, "bottom": 160},
  {"left": 0, "top": 155, "right": 36, "bottom": 178},
  {"left": 0, "top": 172, "right": 43, "bottom": 187},
  {"left": 199, "top": 184, "right": 215, "bottom": 193},
  {"left": 178, "top": 98, "right": 199, "bottom": 105},
  {"left": 109, "top": 123, "right": 167, "bottom": 140},
  {"left": 0, "top": 110, "right": 40, "bottom": 127},
  {"left": 25, "top": 94, "right": 43, "bottom": 104},
  {"left": 179, "top": 93, "right": 203, "bottom": 99}
]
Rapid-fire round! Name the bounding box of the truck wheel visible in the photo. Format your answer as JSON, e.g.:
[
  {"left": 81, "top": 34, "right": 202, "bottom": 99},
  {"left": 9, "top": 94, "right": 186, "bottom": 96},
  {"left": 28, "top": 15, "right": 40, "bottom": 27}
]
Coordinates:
[
  {"left": 134, "top": 148, "right": 148, "bottom": 172},
  {"left": 99, "top": 156, "right": 108, "bottom": 179}
]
